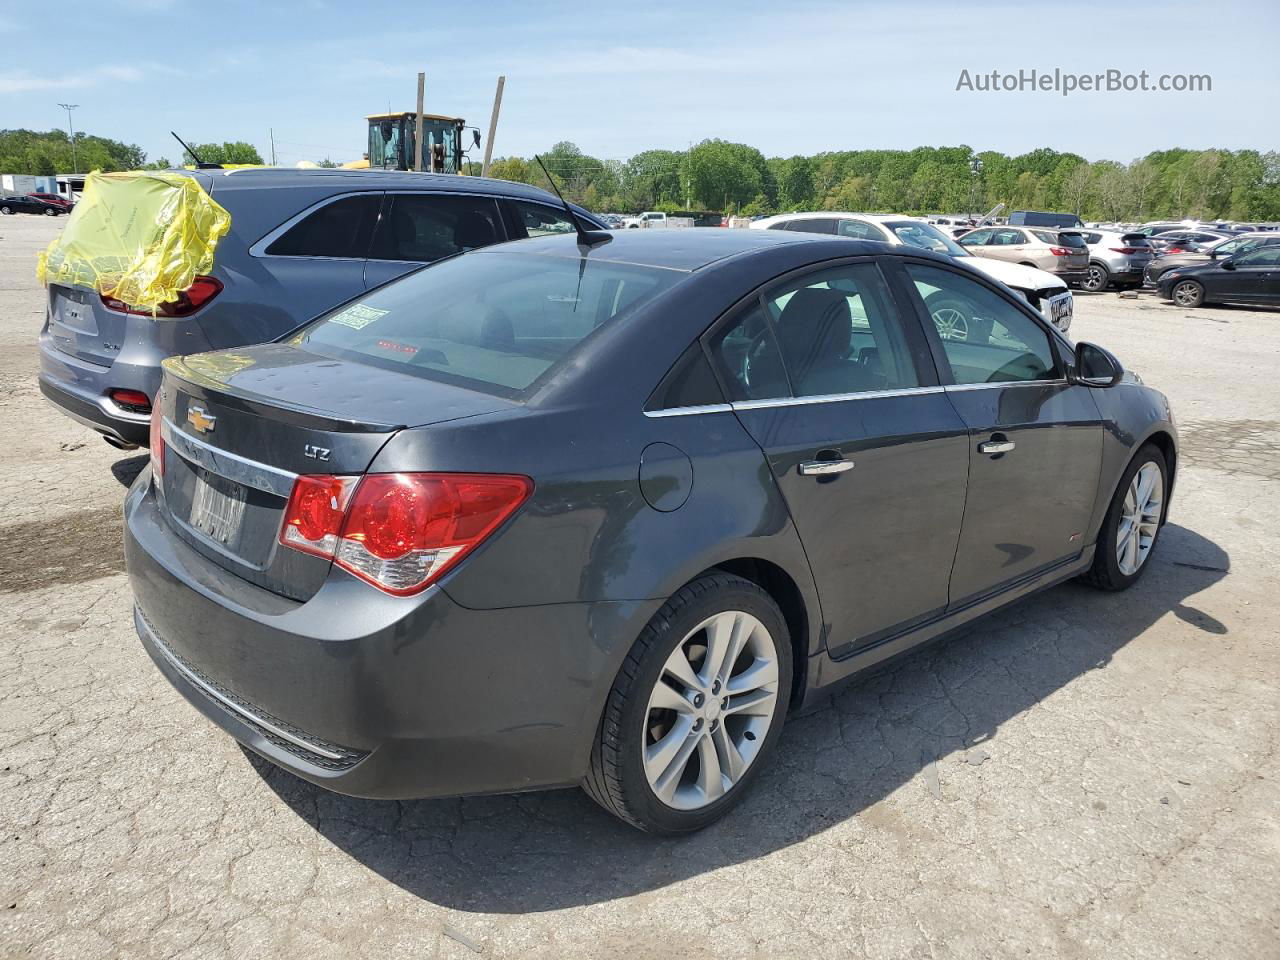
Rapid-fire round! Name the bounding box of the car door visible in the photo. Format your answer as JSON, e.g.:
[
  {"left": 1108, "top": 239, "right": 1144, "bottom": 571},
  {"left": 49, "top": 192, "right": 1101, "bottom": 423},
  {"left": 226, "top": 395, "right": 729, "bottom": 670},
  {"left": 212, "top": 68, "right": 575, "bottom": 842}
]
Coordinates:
[
  {"left": 250, "top": 192, "right": 381, "bottom": 326},
  {"left": 706, "top": 258, "right": 971, "bottom": 658},
  {"left": 897, "top": 260, "right": 1104, "bottom": 605},
  {"left": 364, "top": 192, "right": 508, "bottom": 288},
  {"left": 1216, "top": 247, "right": 1280, "bottom": 301}
]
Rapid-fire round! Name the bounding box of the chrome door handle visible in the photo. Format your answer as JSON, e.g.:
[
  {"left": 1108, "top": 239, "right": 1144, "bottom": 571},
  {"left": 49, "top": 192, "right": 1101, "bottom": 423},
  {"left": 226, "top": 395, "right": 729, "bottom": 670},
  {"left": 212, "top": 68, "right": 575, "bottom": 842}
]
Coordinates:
[
  {"left": 799, "top": 459, "right": 854, "bottom": 476},
  {"left": 979, "top": 440, "right": 1016, "bottom": 455}
]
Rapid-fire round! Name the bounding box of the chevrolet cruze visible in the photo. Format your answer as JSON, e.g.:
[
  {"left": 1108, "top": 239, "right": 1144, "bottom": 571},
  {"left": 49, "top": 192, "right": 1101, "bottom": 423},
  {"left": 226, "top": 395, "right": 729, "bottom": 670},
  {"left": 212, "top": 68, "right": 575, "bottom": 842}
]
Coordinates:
[{"left": 125, "top": 228, "right": 1177, "bottom": 833}]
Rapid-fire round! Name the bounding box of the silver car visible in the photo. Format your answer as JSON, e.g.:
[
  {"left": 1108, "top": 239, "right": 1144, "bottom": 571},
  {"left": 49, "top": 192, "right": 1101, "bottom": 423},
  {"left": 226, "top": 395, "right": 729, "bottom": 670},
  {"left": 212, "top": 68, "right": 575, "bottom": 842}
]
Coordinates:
[{"left": 1079, "top": 231, "right": 1156, "bottom": 292}]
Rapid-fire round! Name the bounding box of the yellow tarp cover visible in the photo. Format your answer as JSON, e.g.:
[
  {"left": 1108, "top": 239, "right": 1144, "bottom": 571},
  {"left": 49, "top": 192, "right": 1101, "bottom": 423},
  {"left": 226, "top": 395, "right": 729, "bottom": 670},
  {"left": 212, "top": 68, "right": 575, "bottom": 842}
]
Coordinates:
[{"left": 36, "top": 170, "right": 231, "bottom": 310}]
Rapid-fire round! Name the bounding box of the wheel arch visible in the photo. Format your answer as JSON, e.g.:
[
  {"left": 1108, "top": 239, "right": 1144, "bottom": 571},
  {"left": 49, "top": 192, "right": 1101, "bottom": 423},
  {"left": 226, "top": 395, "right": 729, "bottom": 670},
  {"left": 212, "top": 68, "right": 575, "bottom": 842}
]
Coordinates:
[
  {"left": 1143, "top": 429, "right": 1178, "bottom": 518},
  {"left": 697, "top": 557, "right": 812, "bottom": 708}
]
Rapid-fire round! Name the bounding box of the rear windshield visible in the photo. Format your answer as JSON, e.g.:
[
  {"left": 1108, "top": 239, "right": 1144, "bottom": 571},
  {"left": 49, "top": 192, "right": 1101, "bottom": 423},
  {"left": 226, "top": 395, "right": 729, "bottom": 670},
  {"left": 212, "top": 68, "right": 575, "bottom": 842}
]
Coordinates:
[
  {"left": 294, "top": 250, "right": 682, "bottom": 395},
  {"left": 884, "top": 220, "right": 968, "bottom": 257},
  {"left": 1032, "top": 230, "right": 1088, "bottom": 248}
]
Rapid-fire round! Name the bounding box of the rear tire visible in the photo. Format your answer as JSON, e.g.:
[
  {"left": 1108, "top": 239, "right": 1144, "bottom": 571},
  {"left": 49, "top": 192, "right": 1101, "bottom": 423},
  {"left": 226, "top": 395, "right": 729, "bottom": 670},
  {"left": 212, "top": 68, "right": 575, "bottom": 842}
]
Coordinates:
[
  {"left": 43, "top": 207, "right": 56, "bottom": 216},
  {"left": 1171, "top": 279, "right": 1204, "bottom": 307},
  {"left": 583, "top": 572, "right": 792, "bottom": 833},
  {"left": 0, "top": 206, "right": 11, "bottom": 215},
  {"left": 1082, "top": 262, "right": 1110, "bottom": 292},
  {"left": 1082, "top": 444, "right": 1168, "bottom": 591}
]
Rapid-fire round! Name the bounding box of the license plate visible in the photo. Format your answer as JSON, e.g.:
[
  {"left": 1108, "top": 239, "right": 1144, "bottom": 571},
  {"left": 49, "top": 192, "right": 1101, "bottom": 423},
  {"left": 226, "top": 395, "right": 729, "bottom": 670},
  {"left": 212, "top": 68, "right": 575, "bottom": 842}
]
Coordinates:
[
  {"left": 1048, "top": 294, "right": 1073, "bottom": 331},
  {"left": 189, "top": 471, "right": 247, "bottom": 546}
]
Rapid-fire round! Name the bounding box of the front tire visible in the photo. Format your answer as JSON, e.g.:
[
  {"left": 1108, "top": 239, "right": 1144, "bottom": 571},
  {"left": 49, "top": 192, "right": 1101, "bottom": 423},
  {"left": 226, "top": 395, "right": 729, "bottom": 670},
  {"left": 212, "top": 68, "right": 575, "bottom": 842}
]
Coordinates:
[
  {"left": 1171, "top": 279, "right": 1204, "bottom": 307},
  {"left": 0, "top": 206, "right": 12, "bottom": 215},
  {"left": 583, "top": 572, "right": 792, "bottom": 833},
  {"left": 43, "top": 207, "right": 57, "bottom": 216},
  {"left": 1083, "top": 444, "right": 1168, "bottom": 591},
  {"left": 1082, "top": 262, "right": 1110, "bottom": 292}
]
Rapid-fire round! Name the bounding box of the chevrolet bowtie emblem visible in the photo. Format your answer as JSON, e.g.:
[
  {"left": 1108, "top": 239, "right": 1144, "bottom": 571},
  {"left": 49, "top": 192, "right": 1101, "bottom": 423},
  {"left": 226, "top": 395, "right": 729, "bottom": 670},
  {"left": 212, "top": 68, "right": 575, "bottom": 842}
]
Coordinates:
[{"left": 187, "top": 405, "right": 216, "bottom": 433}]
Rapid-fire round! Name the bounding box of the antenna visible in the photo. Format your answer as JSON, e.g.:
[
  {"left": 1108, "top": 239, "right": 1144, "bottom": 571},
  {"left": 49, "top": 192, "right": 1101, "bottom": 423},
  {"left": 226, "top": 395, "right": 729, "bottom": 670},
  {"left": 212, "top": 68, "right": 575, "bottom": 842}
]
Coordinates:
[
  {"left": 170, "top": 131, "right": 220, "bottom": 169},
  {"left": 533, "top": 155, "right": 611, "bottom": 248}
]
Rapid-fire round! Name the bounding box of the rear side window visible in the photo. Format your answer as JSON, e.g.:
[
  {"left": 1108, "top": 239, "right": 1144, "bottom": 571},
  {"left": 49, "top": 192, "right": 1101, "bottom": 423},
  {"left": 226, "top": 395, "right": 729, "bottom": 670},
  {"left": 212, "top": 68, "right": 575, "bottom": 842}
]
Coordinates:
[
  {"left": 783, "top": 219, "right": 837, "bottom": 235},
  {"left": 906, "top": 263, "right": 1058, "bottom": 384},
  {"left": 265, "top": 194, "right": 380, "bottom": 258},
  {"left": 295, "top": 251, "right": 681, "bottom": 395},
  {"left": 710, "top": 262, "right": 922, "bottom": 401},
  {"left": 510, "top": 200, "right": 576, "bottom": 237},
  {"left": 369, "top": 194, "right": 504, "bottom": 262}
]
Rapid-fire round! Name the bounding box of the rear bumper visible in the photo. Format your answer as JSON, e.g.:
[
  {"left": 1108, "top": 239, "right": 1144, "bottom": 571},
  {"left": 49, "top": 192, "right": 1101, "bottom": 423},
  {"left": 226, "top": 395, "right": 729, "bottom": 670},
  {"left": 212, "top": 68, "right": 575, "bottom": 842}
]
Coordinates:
[
  {"left": 38, "top": 373, "right": 150, "bottom": 447},
  {"left": 1055, "top": 268, "right": 1089, "bottom": 284},
  {"left": 124, "top": 474, "right": 661, "bottom": 800},
  {"left": 39, "top": 331, "right": 154, "bottom": 447}
]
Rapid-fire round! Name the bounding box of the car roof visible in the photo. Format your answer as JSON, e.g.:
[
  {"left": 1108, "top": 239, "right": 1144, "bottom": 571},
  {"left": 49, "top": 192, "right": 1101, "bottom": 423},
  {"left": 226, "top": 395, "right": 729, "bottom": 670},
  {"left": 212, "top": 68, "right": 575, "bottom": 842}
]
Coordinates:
[
  {"left": 186, "top": 166, "right": 571, "bottom": 204},
  {"left": 472, "top": 227, "right": 931, "bottom": 273},
  {"left": 756, "top": 211, "right": 921, "bottom": 228}
]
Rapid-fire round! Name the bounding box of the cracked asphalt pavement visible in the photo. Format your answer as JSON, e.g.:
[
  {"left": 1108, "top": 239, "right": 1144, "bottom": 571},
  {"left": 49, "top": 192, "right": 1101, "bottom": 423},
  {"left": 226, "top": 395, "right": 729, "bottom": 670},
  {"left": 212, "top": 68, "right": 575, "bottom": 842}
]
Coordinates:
[{"left": 2, "top": 216, "right": 1277, "bottom": 959}]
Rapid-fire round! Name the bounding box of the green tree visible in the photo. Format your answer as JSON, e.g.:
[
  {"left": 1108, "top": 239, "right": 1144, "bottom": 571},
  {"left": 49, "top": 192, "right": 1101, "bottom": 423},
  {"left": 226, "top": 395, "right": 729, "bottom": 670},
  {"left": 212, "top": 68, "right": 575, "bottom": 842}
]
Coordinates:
[
  {"left": 183, "top": 141, "right": 264, "bottom": 165},
  {"left": 683, "top": 140, "right": 767, "bottom": 211}
]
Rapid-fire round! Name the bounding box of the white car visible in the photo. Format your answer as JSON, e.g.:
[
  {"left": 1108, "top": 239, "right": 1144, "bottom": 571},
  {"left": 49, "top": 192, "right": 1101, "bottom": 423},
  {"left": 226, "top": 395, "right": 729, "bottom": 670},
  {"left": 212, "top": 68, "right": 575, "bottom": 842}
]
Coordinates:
[{"left": 752, "top": 212, "right": 1073, "bottom": 336}]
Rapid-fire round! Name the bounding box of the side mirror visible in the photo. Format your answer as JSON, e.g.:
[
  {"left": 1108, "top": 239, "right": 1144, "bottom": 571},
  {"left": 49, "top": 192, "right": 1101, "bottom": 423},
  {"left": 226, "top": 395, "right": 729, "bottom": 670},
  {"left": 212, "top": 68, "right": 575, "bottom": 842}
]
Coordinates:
[
  {"left": 1220, "top": 258, "right": 1236, "bottom": 270},
  {"left": 1072, "top": 342, "right": 1123, "bottom": 388}
]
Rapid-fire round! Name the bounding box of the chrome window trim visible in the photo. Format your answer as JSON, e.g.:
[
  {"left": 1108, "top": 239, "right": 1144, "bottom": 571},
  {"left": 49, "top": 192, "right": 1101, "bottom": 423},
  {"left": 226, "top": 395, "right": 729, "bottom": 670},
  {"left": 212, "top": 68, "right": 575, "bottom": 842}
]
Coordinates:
[
  {"left": 139, "top": 615, "right": 346, "bottom": 762},
  {"left": 943, "top": 379, "right": 1069, "bottom": 392},
  {"left": 162, "top": 418, "right": 298, "bottom": 498},
  {"left": 730, "top": 385, "right": 945, "bottom": 412},
  {"left": 643, "top": 403, "right": 734, "bottom": 418}
]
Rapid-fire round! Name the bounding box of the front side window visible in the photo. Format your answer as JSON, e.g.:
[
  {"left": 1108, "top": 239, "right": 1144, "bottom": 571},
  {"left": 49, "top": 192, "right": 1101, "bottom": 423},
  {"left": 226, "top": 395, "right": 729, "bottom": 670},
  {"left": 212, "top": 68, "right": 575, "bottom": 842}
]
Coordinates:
[
  {"left": 958, "top": 228, "right": 993, "bottom": 246},
  {"left": 369, "top": 194, "right": 504, "bottom": 263},
  {"left": 885, "top": 220, "right": 967, "bottom": 256},
  {"left": 906, "top": 262, "right": 1058, "bottom": 384},
  {"left": 511, "top": 200, "right": 575, "bottom": 238},
  {"left": 296, "top": 250, "right": 681, "bottom": 395},
  {"left": 1233, "top": 247, "right": 1280, "bottom": 266},
  {"left": 991, "top": 229, "right": 1026, "bottom": 246},
  {"left": 265, "top": 194, "right": 381, "bottom": 259},
  {"left": 711, "top": 262, "right": 921, "bottom": 401}
]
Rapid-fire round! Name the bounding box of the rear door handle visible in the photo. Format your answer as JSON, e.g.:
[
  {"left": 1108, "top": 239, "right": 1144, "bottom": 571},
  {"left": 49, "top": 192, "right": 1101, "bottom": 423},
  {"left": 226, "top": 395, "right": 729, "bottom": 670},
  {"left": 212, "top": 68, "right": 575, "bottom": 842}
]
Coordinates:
[
  {"left": 799, "top": 459, "right": 854, "bottom": 476},
  {"left": 979, "top": 440, "right": 1016, "bottom": 455}
]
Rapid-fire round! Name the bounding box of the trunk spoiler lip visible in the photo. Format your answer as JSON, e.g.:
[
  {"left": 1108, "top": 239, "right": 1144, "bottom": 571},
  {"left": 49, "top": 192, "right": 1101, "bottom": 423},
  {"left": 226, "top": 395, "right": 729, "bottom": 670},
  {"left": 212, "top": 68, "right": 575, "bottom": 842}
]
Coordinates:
[{"left": 162, "top": 356, "right": 406, "bottom": 435}]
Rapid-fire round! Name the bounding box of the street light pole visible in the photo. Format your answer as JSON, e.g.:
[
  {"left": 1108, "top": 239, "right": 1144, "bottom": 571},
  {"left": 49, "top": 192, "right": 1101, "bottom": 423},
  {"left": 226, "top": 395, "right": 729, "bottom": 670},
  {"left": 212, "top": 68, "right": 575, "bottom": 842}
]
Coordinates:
[{"left": 58, "top": 103, "right": 79, "bottom": 174}]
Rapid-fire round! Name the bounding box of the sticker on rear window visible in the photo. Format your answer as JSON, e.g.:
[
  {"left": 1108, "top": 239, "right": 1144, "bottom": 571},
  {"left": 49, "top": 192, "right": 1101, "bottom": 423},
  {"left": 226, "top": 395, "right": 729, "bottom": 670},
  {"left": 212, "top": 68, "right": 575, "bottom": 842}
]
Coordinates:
[{"left": 328, "top": 303, "right": 388, "bottom": 330}]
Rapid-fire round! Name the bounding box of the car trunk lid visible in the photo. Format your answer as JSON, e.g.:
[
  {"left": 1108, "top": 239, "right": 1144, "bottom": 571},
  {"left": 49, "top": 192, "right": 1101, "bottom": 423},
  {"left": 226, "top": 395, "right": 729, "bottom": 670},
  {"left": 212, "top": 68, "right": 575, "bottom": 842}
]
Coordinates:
[
  {"left": 46, "top": 284, "right": 130, "bottom": 367},
  {"left": 154, "top": 342, "right": 514, "bottom": 600}
]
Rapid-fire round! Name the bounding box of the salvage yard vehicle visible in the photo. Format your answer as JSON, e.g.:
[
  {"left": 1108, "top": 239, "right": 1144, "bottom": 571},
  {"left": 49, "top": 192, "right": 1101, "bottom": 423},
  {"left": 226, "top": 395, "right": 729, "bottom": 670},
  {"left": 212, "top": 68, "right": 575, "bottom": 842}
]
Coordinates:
[
  {"left": 1144, "top": 231, "right": 1280, "bottom": 287},
  {"left": 754, "top": 212, "right": 1074, "bottom": 336},
  {"left": 126, "top": 227, "right": 1177, "bottom": 833},
  {"left": 37, "top": 167, "right": 604, "bottom": 449},
  {"left": 1156, "top": 245, "right": 1280, "bottom": 307},
  {"left": 1078, "top": 230, "right": 1155, "bottom": 291},
  {"left": 1, "top": 194, "right": 64, "bottom": 215},
  {"left": 959, "top": 225, "right": 1090, "bottom": 285},
  {"left": 623, "top": 211, "right": 693, "bottom": 228}
]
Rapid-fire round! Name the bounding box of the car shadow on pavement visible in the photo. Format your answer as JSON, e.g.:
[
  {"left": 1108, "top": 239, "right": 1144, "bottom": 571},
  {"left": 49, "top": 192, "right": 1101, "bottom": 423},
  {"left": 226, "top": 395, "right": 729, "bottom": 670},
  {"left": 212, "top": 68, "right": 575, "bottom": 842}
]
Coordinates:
[{"left": 253, "top": 522, "right": 1228, "bottom": 914}]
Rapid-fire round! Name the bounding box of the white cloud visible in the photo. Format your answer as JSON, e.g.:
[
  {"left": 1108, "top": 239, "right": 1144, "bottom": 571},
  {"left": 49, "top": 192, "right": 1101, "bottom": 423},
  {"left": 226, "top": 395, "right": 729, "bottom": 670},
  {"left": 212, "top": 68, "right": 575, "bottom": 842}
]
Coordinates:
[{"left": 0, "top": 65, "right": 144, "bottom": 95}]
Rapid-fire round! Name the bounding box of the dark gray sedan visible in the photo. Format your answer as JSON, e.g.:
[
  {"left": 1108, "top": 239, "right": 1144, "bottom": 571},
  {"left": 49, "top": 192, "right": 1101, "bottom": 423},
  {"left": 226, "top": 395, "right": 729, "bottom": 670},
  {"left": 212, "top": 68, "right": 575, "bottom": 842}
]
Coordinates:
[{"left": 125, "top": 229, "right": 1177, "bottom": 833}]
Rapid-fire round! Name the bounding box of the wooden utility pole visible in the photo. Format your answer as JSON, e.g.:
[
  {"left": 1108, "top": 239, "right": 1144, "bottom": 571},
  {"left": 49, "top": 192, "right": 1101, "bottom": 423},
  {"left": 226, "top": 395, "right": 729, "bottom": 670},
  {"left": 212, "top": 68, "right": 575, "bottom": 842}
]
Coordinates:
[
  {"left": 481, "top": 76, "right": 505, "bottom": 178},
  {"left": 413, "top": 72, "right": 426, "bottom": 172}
]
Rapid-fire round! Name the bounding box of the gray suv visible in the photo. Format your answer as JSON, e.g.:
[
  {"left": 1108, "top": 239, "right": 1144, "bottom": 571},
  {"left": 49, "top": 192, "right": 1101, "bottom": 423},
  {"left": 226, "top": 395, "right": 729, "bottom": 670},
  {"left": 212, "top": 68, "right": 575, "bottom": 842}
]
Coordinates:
[{"left": 38, "top": 168, "right": 601, "bottom": 448}]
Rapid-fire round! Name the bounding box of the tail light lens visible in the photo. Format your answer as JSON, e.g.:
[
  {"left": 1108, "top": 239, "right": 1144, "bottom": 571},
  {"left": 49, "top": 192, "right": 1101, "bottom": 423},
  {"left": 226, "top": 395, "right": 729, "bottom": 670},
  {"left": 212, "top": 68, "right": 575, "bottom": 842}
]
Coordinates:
[
  {"left": 279, "top": 472, "right": 532, "bottom": 595},
  {"left": 1049, "top": 246, "right": 1072, "bottom": 256},
  {"left": 1165, "top": 246, "right": 1188, "bottom": 254},
  {"left": 101, "top": 276, "right": 223, "bottom": 318},
  {"left": 109, "top": 388, "right": 151, "bottom": 413},
  {"left": 149, "top": 405, "right": 164, "bottom": 477}
]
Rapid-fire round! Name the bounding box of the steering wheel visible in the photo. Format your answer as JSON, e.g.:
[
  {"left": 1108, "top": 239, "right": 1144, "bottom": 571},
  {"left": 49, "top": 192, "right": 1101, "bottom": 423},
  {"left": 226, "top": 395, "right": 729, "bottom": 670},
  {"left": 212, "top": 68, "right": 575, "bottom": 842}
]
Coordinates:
[{"left": 741, "top": 329, "right": 775, "bottom": 392}]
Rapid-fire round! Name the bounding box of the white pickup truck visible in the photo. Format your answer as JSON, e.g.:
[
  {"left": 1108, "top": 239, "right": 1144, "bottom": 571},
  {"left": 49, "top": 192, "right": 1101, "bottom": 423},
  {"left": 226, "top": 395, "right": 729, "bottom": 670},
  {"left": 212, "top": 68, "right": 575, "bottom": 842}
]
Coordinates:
[{"left": 622, "top": 211, "right": 694, "bottom": 229}]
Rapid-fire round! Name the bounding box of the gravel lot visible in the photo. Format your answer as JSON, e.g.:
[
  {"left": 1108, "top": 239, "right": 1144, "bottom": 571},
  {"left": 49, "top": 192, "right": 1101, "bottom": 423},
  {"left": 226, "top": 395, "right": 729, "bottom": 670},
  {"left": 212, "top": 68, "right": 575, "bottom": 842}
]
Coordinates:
[{"left": 2, "top": 214, "right": 1277, "bottom": 960}]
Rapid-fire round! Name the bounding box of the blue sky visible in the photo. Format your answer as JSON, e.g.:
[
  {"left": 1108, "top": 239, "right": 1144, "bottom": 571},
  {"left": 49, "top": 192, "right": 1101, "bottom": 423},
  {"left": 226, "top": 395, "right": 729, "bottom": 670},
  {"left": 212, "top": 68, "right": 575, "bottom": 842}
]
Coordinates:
[{"left": 1, "top": 0, "right": 1276, "bottom": 166}]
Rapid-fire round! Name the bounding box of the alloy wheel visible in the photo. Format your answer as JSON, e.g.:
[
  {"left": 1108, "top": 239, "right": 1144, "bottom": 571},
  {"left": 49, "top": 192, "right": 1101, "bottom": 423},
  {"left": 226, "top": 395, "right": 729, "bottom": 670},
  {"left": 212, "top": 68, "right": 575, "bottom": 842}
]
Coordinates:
[
  {"left": 931, "top": 307, "right": 970, "bottom": 341},
  {"left": 642, "top": 610, "right": 779, "bottom": 810},
  {"left": 1116, "top": 462, "right": 1163, "bottom": 576},
  {"left": 1173, "top": 281, "right": 1202, "bottom": 307},
  {"left": 1083, "top": 264, "right": 1107, "bottom": 292}
]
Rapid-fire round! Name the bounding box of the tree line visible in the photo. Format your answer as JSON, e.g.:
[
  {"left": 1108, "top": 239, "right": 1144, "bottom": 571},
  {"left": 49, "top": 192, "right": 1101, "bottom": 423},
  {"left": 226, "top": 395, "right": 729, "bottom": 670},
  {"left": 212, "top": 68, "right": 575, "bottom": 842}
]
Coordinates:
[
  {"left": 490, "top": 141, "right": 1280, "bottom": 222},
  {"left": 5, "top": 127, "right": 1277, "bottom": 222}
]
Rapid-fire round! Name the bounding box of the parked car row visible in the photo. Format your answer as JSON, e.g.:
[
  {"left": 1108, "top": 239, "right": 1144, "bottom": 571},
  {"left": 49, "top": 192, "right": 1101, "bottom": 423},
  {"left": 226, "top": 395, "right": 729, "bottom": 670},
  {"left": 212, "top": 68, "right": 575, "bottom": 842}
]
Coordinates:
[{"left": 1, "top": 194, "right": 69, "bottom": 216}]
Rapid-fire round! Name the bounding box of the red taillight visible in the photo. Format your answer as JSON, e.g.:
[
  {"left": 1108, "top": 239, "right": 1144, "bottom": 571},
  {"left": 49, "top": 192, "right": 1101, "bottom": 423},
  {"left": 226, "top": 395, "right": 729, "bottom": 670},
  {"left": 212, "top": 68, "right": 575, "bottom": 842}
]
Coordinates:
[
  {"left": 1165, "top": 246, "right": 1188, "bottom": 254},
  {"left": 1049, "top": 246, "right": 1072, "bottom": 256},
  {"left": 101, "top": 276, "right": 223, "bottom": 318},
  {"left": 1109, "top": 247, "right": 1143, "bottom": 255},
  {"left": 278, "top": 472, "right": 532, "bottom": 595},
  {"left": 109, "top": 388, "right": 151, "bottom": 413},
  {"left": 149, "top": 405, "right": 164, "bottom": 477}
]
